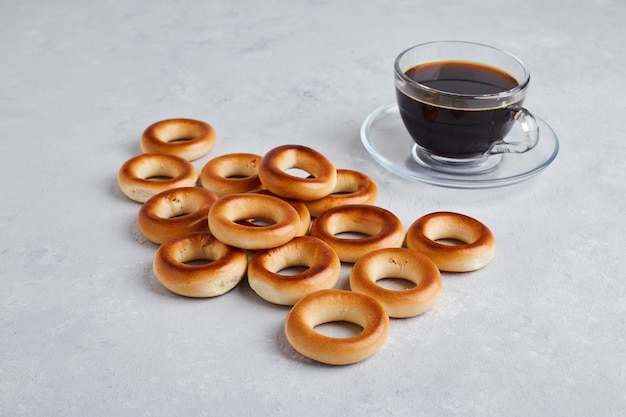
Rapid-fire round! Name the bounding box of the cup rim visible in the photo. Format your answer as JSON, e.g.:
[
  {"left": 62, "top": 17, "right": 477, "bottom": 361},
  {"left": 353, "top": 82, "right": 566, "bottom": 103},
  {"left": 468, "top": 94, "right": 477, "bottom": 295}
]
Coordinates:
[{"left": 394, "top": 40, "right": 530, "bottom": 104}]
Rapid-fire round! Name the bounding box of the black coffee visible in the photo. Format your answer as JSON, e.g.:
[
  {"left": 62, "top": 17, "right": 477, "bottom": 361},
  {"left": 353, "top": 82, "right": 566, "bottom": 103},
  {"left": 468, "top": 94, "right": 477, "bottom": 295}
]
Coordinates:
[{"left": 397, "top": 61, "right": 521, "bottom": 157}]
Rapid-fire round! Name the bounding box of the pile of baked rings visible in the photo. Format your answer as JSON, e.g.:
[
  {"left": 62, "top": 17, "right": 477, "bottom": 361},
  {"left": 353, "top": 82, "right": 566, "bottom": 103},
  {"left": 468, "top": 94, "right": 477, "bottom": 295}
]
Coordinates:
[{"left": 117, "top": 118, "right": 496, "bottom": 366}]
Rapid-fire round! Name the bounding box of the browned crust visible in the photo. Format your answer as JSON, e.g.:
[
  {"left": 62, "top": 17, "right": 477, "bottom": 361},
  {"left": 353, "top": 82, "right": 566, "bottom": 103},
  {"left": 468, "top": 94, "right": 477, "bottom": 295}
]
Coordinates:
[
  {"left": 249, "top": 189, "right": 311, "bottom": 236},
  {"left": 140, "top": 118, "right": 216, "bottom": 161},
  {"left": 138, "top": 187, "right": 219, "bottom": 244},
  {"left": 258, "top": 145, "right": 337, "bottom": 201},
  {"left": 117, "top": 153, "right": 198, "bottom": 203},
  {"left": 284, "top": 289, "right": 389, "bottom": 365},
  {"left": 304, "top": 169, "right": 378, "bottom": 217},
  {"left": 207, "top": 193, "right": 301, "bottom": 250},
  {"left": 310, "top": 204, "right": 406, "bottom": 263},
  {"left": 199, "top": 153, "right": 264, "bottom": 196},
  {"left": 350, "top": 248, "right": 442, "bottom": 318},
  {"left": 153, "top": 231, "right": 248, "bottom": 297},
  {"left": 405, "top": 211, "right": 496, "bottom": 272},
  {"left": 248, "top": 236, "right": 341, "bottom": 305}
]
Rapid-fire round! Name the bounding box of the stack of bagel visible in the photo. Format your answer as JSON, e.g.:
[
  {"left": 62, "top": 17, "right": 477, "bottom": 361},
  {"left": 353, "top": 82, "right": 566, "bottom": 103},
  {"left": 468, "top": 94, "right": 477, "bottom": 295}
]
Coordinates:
[{"left": 117, "top": 118, "right": 496, "bottom": 365}]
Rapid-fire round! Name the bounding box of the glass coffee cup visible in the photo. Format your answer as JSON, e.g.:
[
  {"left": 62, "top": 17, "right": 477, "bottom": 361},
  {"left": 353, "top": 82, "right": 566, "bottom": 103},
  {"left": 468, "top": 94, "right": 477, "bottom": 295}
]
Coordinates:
[{"left": 394, "top": 41, "right": 539, "bottom": 174}]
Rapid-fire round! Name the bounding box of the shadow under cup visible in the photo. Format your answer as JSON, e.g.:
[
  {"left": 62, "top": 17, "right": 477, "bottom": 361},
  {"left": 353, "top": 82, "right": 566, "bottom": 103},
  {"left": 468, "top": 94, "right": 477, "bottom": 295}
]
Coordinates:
[{"left": 394, "top": 41, "right": 538, "bottom": 174}]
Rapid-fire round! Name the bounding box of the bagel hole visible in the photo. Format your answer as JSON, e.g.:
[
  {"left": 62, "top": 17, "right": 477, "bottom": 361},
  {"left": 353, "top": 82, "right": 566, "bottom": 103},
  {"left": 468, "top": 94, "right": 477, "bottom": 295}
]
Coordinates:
[
  {"left": 434, "top": 238, "right": 467, "bottom": 246},
  {"left": 167, "top": 136, "right": 195, "bottom": 143},
  {"left": 376, "top": 277, "right": 416, "bottom": 290},
  {"left": 183, "top": 258, "right": 214, "bottom": 266},
  {"left": 286, "top": 168, "right": 314, "bottom": 178},
  {"left": 314, "top": 321, "right": 363, "bottom": 338},
  {"left": 335, "top": 231, "right": 371, "bottom": 240},
  {"left": 276, "top": 265, "right": 310, "bottom": 276},
  {"left": 145, "top": 175, "right": 174, "bottom": 181},
  {"left": 168, "top": 210, "right": 193, "bottom": 219},
  {"left": 236, "top": 218, "right": 276, "bottom": 227}
]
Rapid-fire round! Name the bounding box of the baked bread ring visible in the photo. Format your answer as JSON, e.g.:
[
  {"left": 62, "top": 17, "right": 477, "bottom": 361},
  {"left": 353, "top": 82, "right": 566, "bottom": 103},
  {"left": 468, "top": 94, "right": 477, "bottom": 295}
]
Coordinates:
[
  {"left": 138, "top": 187, "right": 218, "bottom": 244},
  {"left": 248, "top": 236, "right": 341, "bottom": 305},
  {"left": 310, "top": 204, "right": 405, "bottom": 263},
  {"left": 117, "top": 153, "right": 199, "bottom": 203},
  {"left": 258, "top": 145, "right": 337, "bottom": 201},
  {"left": 247, "top": 190, "right": 311, "bottom": 236},
  {"left": 208, "top": 193, "right": 301, "bottom": 250},
  {"left": 284, "top": 289, "right": 389, "bottom": 365},
  {"left": 304, "top": 169, "right": 378, "bottom": 217},
  {"left": 405, "top": 211, "right": 496, "bottom": 272},
  {"left": 153, "top": 231, "right": 248, "bottom": 298},
  {"left": 350, "top": 248, "right": 442, "bottom": 318},
  {"left": 140, "top": 118, "right": 216, "bottom": 161},
  {"left": 199, "top": 153, "right": 264, "bottom": 196}
]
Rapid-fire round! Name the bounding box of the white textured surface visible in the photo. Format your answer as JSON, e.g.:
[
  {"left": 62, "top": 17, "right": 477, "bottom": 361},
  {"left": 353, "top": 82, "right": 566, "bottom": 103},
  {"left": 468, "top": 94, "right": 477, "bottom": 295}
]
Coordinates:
[{"left": 1, "top": 0, "right": 625, "bottom": 416}]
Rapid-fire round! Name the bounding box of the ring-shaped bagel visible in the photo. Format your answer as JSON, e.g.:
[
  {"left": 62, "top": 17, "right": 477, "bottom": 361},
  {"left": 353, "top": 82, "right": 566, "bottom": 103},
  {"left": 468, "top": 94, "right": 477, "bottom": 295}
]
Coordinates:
[
  {"left": 350, "top": 248, "right": 442, "bottom": 318},
  {"left": 153, "top": 231, "right": 248, "bottom": 297},
  {"left": 284, "top": 289, "right": 389, "bottom": 365},
  {"left": 405, "top": 211, "right": 496, "bottom": 272},
  {"left": 310, "top": 204, "right": 405, "bottom": 263},
  {"left": 304, "top": 169, "right": 378, "bottom": 217},
  {"left": 258, "top": 145, "right": 337, "bottom": 201},
  {"left": 248, "top": 236, "right": 341, "bottom": 306},
  {"left": 138, "top": 187, "right": 219, "bottom": 244},
  {"left": 117, "top": 153, "right": 199, "bottom": 203},
  {"left": 208, "top": 193, "right": 300, "bottom": 250},
  {"left": 200, "top": 153, "right": 263, "bottom": 196},
  {"left": 140, "top": 118, "right": 216, "bottom": 161},
  {"left": 249, "top": 190, "right": 311, "bottom": 236}
]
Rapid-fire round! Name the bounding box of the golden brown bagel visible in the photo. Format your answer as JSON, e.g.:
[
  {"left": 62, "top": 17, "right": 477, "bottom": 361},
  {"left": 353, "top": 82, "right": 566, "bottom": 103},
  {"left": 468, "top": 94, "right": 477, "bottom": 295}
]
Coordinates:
[
  {"left": 140, "top": 118, "right": 216, "bottom": 161},
  {"left": 199, "top": 153, "right": 263, "bottom": 196},
  {"left": 207, "top": 193, "right": 300, "bottom": 250},
  {"left": 153, "top": 231, "right": 248, "bottom": 297},
  {"left": 310, "top": 204, "right": 405, "bottom": 263},
  {"left": 117, "top": 153, "right": 198, "bottom": 203},
  {"left": 258, "top": 145, "right": 337, "bottom": 201},
  {"left": 284, "top": 289, "right": 389, "bottom": 365},
  {"left": 248, "top": 236, "right": 341, "bottom": 305},
  {"left": 350, "top": 248, "right": 442, "bottom": 318},
  {"left": 138, "top": 187, "right": 218, "bottom": 244},
  {"left": 405, "top": 211, "right": 496, "bottom": 272},
  {"left": 249, "top": 189, "right": 311, "bottom": 236}
]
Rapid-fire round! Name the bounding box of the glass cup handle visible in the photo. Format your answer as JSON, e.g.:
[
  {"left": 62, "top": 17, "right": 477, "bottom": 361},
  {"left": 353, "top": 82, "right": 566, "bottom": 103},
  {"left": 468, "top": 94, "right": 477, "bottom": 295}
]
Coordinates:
[{"left": 488, "top": 107, "right": 539, "bottom": 154}]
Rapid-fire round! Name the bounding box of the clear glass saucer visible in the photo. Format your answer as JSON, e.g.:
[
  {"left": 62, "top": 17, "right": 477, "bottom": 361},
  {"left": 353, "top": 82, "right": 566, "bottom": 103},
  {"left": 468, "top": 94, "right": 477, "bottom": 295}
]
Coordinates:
[{"left": 360, "top": 103, "right": 559, "bottom": 189}]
